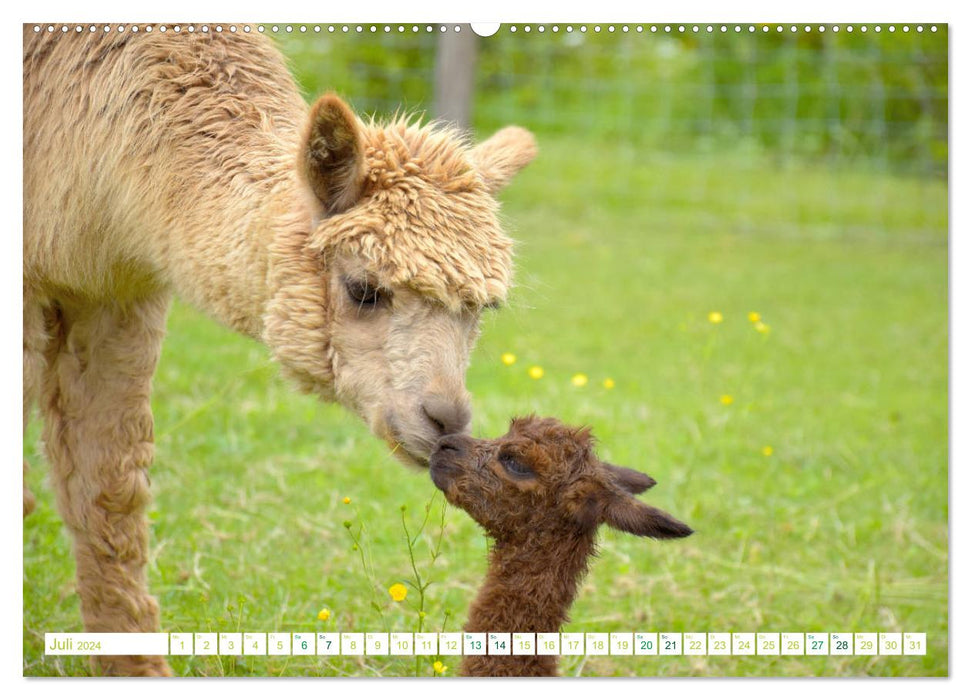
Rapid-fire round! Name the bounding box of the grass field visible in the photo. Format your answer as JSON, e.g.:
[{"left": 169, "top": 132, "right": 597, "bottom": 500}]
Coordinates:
[{"left": 22, "top": 134, "right": 947, "bottom": 676}]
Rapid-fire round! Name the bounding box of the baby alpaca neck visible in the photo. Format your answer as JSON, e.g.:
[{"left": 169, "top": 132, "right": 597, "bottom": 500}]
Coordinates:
[{"left": 462, "top": 529, "right": 597, "bottom": 677}]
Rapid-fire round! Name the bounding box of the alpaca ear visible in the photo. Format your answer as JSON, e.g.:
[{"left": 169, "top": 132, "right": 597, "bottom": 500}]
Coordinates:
[
  {"left": 470, "top": 126, "right": 537, "bottom": 194},
  {"left": 603, "top": 495, "right": 693, "bottom": 540},
  {"left": 301, "top": 94, "right": 366, "bottom": 215},
  {"left": 603, "top": 463, "right": 656, "bottom": 494}
]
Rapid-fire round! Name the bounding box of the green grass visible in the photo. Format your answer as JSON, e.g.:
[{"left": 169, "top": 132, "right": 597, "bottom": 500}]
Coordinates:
[{"left": 23, "top": 137, "right": 947, "bottom": 677}]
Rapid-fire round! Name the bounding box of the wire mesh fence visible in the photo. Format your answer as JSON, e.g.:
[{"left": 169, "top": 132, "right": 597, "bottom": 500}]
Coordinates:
[{"left": 275, "top": 24, "right": 947, "bottom": 241}]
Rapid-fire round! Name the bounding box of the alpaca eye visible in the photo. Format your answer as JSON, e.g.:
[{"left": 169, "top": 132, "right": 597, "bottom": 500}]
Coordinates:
[
  {"left": 499, "top": 454, "right": 533, "bottom": 478},
  {"left": 345, "top": 278, "right": 383, "bottom": 307}
]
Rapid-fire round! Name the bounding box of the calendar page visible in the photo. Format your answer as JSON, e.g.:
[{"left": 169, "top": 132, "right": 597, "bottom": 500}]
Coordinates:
[{"left": 22, "top": 17, "right": 948, "bottom": 680}]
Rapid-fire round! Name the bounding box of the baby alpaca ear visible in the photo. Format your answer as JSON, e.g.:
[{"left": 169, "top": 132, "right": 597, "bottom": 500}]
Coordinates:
[
  {"left": 301, "top": 94, "right": 366, "bottom": 215},
  {"left": 470, "top": 126, "right": 537, "bottom": 194},
  {"left": 604, "top": 495, "right": 693, "bottom": 540},
  {"left": 603, "top": 463, "right": 656, "bottom": 494}
]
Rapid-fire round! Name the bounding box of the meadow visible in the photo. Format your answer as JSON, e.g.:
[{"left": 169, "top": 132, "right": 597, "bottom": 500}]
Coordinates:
[{"left": 23, "top": 29, "right": 947, "bottom": 677}]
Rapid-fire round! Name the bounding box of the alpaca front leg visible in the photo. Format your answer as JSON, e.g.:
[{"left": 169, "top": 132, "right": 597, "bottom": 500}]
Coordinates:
[
  {"left": 40, "top": 297, "right": 172, "bottom": 676},
  {"left": 23, "top": 291, "right": 46, "bottom": 517}
]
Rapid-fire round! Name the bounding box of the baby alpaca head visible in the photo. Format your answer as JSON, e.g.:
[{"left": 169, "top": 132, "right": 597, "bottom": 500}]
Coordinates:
[{"left": 429, "top": 416, "right": 693, "bottom": 543}]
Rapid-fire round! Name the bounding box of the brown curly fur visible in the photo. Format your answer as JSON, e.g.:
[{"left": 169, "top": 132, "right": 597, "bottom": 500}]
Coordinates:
[
  {"left": 23, "top": 26, "right": 535, "bottom": 675},
  {"left": 430, "top": 416, "right": 693, "bottom": 677}
]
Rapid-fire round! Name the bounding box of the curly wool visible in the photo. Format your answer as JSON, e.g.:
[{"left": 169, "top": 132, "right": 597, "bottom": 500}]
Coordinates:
[
  {"left": 310, "top": 118, "right": 514, "bottom": 310},
  {"left": 430, "top": 416, "right": 693, "bottom": 677}
]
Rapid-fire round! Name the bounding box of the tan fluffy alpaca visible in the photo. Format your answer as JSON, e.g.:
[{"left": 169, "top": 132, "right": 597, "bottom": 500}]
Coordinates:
[
  {"left": 430, "top": 417, "right": 692, "bottom": 676},
  {"left": 23, "top": 26, "right": 535, "bottom": 675}
]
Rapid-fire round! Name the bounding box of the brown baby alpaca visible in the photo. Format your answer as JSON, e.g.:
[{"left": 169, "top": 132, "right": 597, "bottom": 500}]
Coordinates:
[
  {"left": 430, "top": 416, "right": 693, "bottom": 677},
  {"left": 23, "top": 26, "right": 535, "bottom": 676}
]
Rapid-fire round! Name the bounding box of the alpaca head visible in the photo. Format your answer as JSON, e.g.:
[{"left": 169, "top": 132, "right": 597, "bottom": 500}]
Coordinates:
[
  {"left": 430, "top": 416, "right": 694, "bottom": 542},
  {"left": 266, "top": 95, "right": 536, "bottom": 467}
]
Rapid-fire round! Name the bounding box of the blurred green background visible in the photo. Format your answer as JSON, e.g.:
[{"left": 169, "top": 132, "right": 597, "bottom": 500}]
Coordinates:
[
  {"left": 279, "top": 24, "right": 946, "bottom": 173},
  {"left": 24, "top": 24, "right": 947, "bottom": 677}
]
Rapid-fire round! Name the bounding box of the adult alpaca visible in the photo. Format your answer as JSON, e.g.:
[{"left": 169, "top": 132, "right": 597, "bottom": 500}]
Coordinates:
[{"left": 23, "top": 26, "right": 535, "bottom": 675}]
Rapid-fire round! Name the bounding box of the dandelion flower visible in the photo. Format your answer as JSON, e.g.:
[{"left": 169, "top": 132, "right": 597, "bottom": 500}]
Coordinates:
[
  {"left": 501, "top": 352, "right": 517, "bottom": 366},
  {"left": 762, "top": 445, "right": 774, "bottom": 457},
  {"left": 754, "top": 321, "right": 771, "bottom": 334},
  {"left": 708, "top": 311, "right": 724, "bottom": 324},
  {"left": 720, "top": 394, "right": 734, "bottom": 405},
  {"left": 342, "top": 497, "right": 351, "bottom": 504},
  {"left": 603, "top": 377, "right": 616, "bottom": 390},
  {"left": 317, "top": 608, "right": 331, "bottom": 622},
  {"left": 571, "top": 373, "right": 589, "bottom": 387},
  {"left": 528, "top": 365, "right": 544, "bottom": 380},
  {"left": 433, "top": 660, "right": 448, "bottom": 674},
  {"left": 748, "top": 311, "right": 761, "bottom": 323},
  {"left": 388, "top": 583, "right": 408, "bottom": 602}
]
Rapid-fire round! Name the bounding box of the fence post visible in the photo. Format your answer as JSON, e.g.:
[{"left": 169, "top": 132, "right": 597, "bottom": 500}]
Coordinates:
[{"left": 434, "top": 25, "right": 478, "bottom": 129}]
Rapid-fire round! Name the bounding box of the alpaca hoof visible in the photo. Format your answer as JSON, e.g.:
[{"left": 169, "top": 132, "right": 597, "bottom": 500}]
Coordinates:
[
  {"left": 96, "top": 655, "right": 173, "bottom": 677},
  {"left": 24, "top": 460, "right": 36, "bottom": 517},
  {"left": 23, "top": 485, "right": 36, "bottom": 518}
]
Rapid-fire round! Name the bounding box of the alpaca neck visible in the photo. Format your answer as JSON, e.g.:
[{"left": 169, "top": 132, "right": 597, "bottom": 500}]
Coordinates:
[
  {"left": 146, "top": 78, "right": 312, "bottom": 343},
  {"left": 162, "top": 169, "right": 311, "bottom": 342},
  {"left": 462, "top": 529, "right": 597, "bottom": 676}
]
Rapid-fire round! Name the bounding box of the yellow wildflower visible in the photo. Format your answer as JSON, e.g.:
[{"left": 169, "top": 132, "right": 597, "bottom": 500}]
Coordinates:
[
  {"left": 433, "top": 660, "right": 448, "bottom": 674},
  {"left": 708, "top": 311, "right": 724, "bottom": 324},
  {"left": 342, "top": 497, "right": 351, "bottom": 504},
  {"left": 762, "top": 445, "right": 774, "bottom": 457},
  {"left": 317, "top": 608, "right": 331, "bottom": 622},
  {"left": 388, "top": 583, "right": 408, "bottom": 602},
  {"left": 528, "top": 365, "right": 544, "bottom": 380},
  {"left": 571, "top": 373, "right": 589, "bottom": 387},
  {"left": 501, "top": 352, "right": 517, "bottom": 366},
  {"left": 603, "top": 378, "right": 616, "bottom": 390},
  {"left": 720, "top": 394, "right": 734, "bottom": 405},
  {"left": 748, "top": 311, "right": 761, "bottom": 323},
  {"left": 754, "top": 321, "right": 770, "bottom": 334}
]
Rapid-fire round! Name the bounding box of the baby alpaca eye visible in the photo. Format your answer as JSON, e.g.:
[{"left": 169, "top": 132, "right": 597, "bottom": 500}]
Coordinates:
[
  {"left": 499, "top": 453, "right": 534, "bottom": 478},
  {"left": 345, "top": 278, "right": 383, "bottom": 307}
]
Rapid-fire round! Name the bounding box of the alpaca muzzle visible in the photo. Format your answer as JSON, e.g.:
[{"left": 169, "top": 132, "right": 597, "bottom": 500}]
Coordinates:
[{"left": 429, "top": 433, "right": 477, "bottom": 490}]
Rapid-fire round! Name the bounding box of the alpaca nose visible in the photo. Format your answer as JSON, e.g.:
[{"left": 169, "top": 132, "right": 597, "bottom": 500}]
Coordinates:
[
  {"left": 422, "top": 395, "right": 472, "bottom": 438},
  {"left": 436, "top": 433, "right": 473, "bottom": 457}
]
